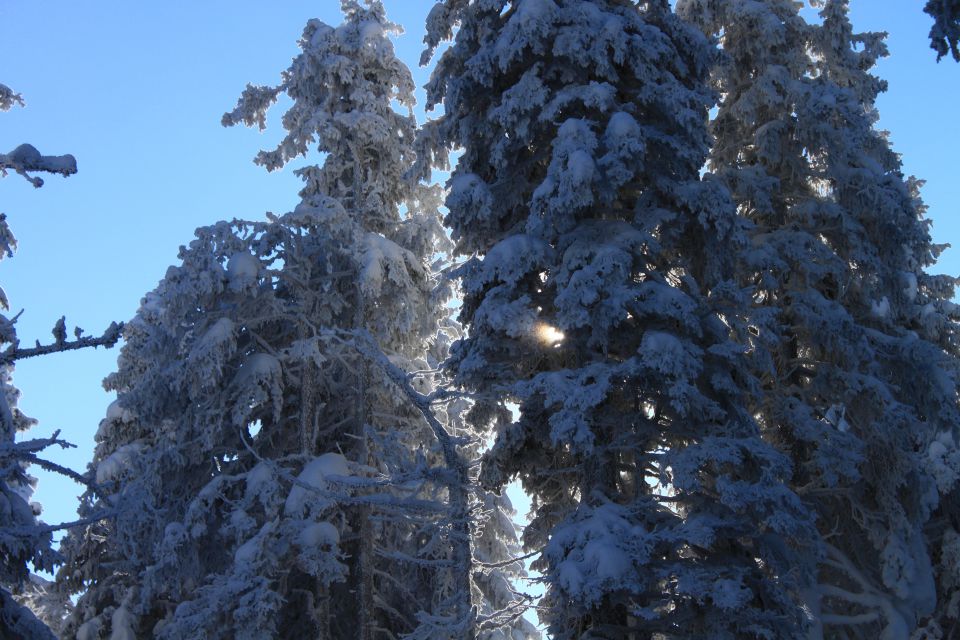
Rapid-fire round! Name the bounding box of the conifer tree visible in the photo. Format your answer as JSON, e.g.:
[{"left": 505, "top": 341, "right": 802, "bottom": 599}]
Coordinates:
[
  {"left": 58, "top": 4, "right": 535, "bottom": 638},
  {"left": 419, "top": 1, "right": 815, "bottom": 637},
  {"left": 678, "top": 0, "right": 960, "bottom": 636}
]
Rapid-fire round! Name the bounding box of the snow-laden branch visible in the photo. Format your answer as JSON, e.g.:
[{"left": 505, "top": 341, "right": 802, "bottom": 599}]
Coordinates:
[
  {"left": 0, "top": 143, "right": 77, "bottom": 188},
  {"left": 7, "top": 512, "right": 115, "bottom": 538}
]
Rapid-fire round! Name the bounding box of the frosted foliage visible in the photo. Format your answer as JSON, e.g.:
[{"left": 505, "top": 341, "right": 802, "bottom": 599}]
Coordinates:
[
  {"left": 423, "top": 0, "right": 812, "bottom": 637},
  {"left": 222, "top": 0, "right": 417, "bottom": 229},
  {"left": 284, "top": 453, "right": 350, "bottom": 516},
  {"left": 926, "top": 0, "right": 960, "bottom": 61},
  {"left": 679, "top": 0, "right": 960, "bottom": 636},
  {"left": 928, "top": 431, "right": 960, "bottom": 492},
  {"left": 546, "top": 502, "right": 649, "bottom": 607},
  {"left": 226, "top": 251, "right": 260, "bottom": 291},
  {"left": 95, "top": 443, "right": 143, "bottom": 484},
  {"left": 0, "top": 84, "right": 23, "bottom": 112}
]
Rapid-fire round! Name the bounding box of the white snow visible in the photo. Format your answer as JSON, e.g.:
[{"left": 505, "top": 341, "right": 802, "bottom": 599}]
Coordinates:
[
  {"left": 605, "top": 111, "right": 641, "bottom": 139},
  {"left": 902, "top": 272, "right": 918, "bottom": 302},
  {"left": 711, "top": 579, "right": 751, "bottom": 611},
  {"left": 105, "top": 399, "right": 135, "bottom": 424},
  {"left": 359, "top": 232, "right": 418, "bottom": 295},
  {"left": 244, "top": 462, "right": 276, "bottom": 505},
  {"left": 201, "top": 317, "right": 234, "bottom": 345},
  {"left": 870, "top": 296, "right": 891, "bottom": 319},
  {"left": 97, "top": 400, "right": 136, "bottom": 440},
  {"left": 234, "top": 353, "right": 281, "bottom": 387},
  {"left": 109, "top": 605, "right": 136, "bottom": 640},
  {"left": 359, "top": 20, "right": 384, "bottom": 43},
  {"left": 284, "top": 453, "right": 350, "bottom": 515},
  {"left": 226, "top": 251, "right": 260, "bottom": 289},
  {"left": 76, "top": 619, "right": 102, "bottom": 640},
  {"left": 299, "top": 521, "right": 340, "bottom": 548},
  {"left": 927, "top": 431, "right": 959, "bottom": 492},
  {"left": 234, "top": 536, "right": 260, "bottom": 566},
  {"left": 825, "top": 404, "right": 850, "bottom": 433},
  {"left": 566, "top": 149, "right": 595, "bottom": 183},
  {"left": 95, "top": 443, "right": 143, "bottom": 484}
]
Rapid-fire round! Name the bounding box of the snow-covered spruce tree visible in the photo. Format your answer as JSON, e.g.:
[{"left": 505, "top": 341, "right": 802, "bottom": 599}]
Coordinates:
[
  {"left": 678, "top": 0, "right": 960, "bottom": 636},
  {"left": 57, "top": 4, "right": 532, "bottom": 639},
  {"left": 926, "top": 0, "right": 960, "bottom": 61},
  {"left": 419, "top": 1, "right": 816, "bottom": 637},
  {"left": 0, "top": 82, "right": 119, "bottom": 639}
]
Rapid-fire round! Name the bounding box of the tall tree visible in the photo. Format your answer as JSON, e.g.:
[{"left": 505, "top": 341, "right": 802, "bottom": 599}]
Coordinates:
[
  {"left": 1, "top": 83, "right": 119, "bottom": 639},
  {"left": 58, "top": 3, "right": 534, "bottom": 639},
  {"left": 678, "top": 0, "right": 960, "bottom": 636},
  {"left": 419, "top": 1, "right": 815, "bottom": 637}
]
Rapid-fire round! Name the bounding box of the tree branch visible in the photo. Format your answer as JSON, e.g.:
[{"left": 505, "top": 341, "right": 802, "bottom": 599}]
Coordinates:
[
  {"left": 0, "top": 144, "right": 77, "bottom": 188},
  {"left": 4, "top": 321, "right": 123, "bottom": 363}
]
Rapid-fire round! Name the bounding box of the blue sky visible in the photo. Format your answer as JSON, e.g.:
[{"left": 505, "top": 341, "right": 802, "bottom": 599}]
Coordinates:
[{"left": 2, "top": 0, "right": 958, "bottom": 555}]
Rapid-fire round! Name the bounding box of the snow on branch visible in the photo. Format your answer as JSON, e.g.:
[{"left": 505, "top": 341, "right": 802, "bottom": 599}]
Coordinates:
[{"left": 0, "top": 144, "right": 77, "bottom": 188}]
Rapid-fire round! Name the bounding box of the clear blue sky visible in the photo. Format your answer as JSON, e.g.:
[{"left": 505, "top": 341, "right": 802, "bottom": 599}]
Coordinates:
[{"left": 2, "top": 1, "right": 958, "bottom": 550}]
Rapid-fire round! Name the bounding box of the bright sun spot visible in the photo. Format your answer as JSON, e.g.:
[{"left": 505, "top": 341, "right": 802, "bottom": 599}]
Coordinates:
[{"left": 536, "top": 322, "right": 565, "bottom": 346}]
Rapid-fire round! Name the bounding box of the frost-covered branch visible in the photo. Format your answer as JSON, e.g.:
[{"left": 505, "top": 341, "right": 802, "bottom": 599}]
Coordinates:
[
  {"left": 0, "top": 144, "right": 77, "bottom": 188},
  {"left": 3, "top": 320, "right": 123, "bottom": 363},
  {"left": 0, "top": 430, "right": 83, "bottom": 481}
]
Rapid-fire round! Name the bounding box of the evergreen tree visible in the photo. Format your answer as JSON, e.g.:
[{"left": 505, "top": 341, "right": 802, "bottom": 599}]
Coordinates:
[
  {"left": 678, "top": 0, "right": 960, "bottom": 636},
  {"left": 58, "top": 4, "right": 534, "bottom": 638},
  {"left": 419, "top": 1, "right": 814, "bottom": 637}
]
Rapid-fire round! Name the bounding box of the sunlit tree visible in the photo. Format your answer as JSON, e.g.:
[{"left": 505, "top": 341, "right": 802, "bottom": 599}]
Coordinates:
[{"left": 419, "top": 1, "right": 815, "bottom": 637}]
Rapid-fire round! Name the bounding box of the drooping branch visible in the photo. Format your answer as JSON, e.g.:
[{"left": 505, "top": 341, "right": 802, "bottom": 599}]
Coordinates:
[{"left": 926, "top": 0, "right": 960, "bottom": 61}]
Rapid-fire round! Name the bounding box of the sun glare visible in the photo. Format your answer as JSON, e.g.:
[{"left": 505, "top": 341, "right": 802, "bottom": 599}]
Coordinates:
[{"left": 536, "top": 322, "right": 565, "bottom": 346}]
